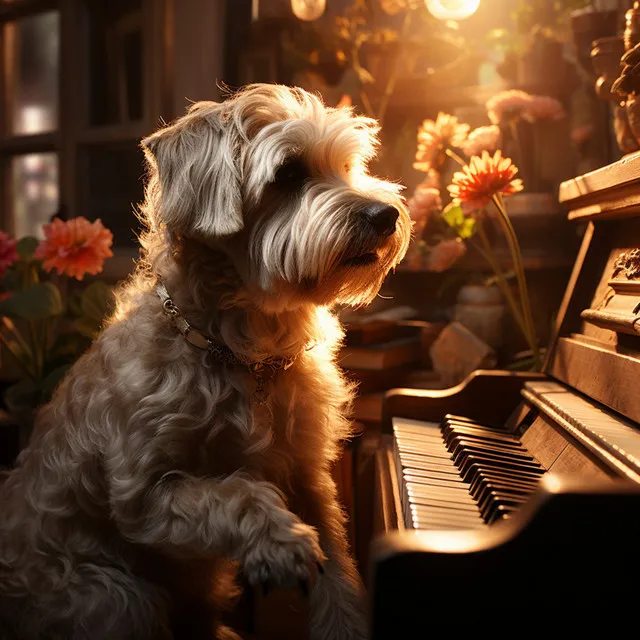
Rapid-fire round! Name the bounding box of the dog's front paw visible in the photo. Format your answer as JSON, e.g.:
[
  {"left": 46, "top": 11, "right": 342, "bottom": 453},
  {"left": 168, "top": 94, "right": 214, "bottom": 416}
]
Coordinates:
[{"left": 242, "top": 516, "right": 324, "bottom": 588}]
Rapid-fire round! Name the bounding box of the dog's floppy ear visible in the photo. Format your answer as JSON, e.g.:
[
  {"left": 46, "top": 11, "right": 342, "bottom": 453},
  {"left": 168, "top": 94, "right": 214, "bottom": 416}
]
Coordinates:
[{"left": 141, "top": 102, "right": 244, "bottom": 238}]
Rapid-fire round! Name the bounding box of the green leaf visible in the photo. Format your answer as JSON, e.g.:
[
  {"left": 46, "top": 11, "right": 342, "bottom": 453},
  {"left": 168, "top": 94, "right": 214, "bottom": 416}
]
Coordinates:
[
  {"left": 0, "top": 283, "right": 63, "bottom": 320},
  {"left": 441, "top": 203, "right": 477, "bottom": 239},
  {"left": 16, "top": 237, "right": 39, "bottom": 261},
  {"left": 442, "top": 202, "right": 464, "bottom": 228},
  {"left": 458, "top": 217, "right": 476, "bottom": 239},
  {"left": 67, "top": 292, "right": 83, "bottom": 318},
  {"left": 80, "top": 281, "right": 114, "bottom": 322}
]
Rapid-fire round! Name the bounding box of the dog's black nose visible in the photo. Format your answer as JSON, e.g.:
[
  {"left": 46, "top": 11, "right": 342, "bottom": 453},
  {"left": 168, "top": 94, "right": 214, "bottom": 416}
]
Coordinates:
[{"left": 363, "top": 203, "right": 399, "bottom": 237}]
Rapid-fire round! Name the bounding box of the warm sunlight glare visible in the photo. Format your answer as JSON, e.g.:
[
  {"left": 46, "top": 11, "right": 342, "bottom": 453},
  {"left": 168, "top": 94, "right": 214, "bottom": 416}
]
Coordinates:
[
  {"left": 425, "top": 0, "right": 480, "bottom": 21},
  {"left": 291, "top": 0, "right": 326, "bottom": 21}
]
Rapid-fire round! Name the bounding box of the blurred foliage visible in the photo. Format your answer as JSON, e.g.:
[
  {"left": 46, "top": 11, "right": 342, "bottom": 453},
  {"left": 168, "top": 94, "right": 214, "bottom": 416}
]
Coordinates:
[{"left": 282, "top": 0, "right": 469, "bottom": 124}]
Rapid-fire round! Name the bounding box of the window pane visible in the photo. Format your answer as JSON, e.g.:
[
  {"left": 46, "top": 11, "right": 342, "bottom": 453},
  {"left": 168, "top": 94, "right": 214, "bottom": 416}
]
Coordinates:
[
  {"left": 11, "top": 154, "right": 59, "bottom": 239},
  {"left": 83, "top": 144, "right": 144, "bottom": 247},
  {"left": 87, "top": 0, "right": 144, "bottom": 126},
  {"left": 4, "top": 12, "right": 60, "bottom": 135}
]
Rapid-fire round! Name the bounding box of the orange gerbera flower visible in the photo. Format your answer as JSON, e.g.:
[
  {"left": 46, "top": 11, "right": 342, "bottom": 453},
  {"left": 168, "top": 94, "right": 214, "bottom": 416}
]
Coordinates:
[
  {"left": 448, "top": 151, "right": 523, "bottom": 211},
  {"left": 35, "top": 217, "right": 113, "bottom": 280}
]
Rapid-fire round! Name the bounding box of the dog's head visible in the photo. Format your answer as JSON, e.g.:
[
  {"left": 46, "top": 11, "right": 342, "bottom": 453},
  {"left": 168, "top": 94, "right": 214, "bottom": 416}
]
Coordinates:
[{"left": 141, "top": 84, "right": 411, "bottom": 309}]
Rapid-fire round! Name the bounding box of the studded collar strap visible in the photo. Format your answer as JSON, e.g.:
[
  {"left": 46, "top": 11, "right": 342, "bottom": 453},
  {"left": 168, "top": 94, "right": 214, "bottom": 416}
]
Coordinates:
[{"left": 155, "top": 281, "right": 298, "bottom": 378}]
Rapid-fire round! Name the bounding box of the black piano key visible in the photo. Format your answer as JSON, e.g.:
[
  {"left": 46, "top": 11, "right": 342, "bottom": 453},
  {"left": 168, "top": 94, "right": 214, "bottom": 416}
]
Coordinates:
[
  {"left": 443, "top": 429, "right": 526, "bottom": 451},
  {"left": 454, "top": 448, "right": 543, "bottom": 473},
  {"left": 477, "top": 487, "right": 532, "bottom": 519},
  {"left": 469, "top": 475, "right": 541, "bottom": 504},
  {"left": 393, "top": 414, "right": 549, "bottom": 530},
  {"left": 460, "top": 457, "right": 545, "bottom": 484},
  {"left": 470, "top": 472, "right": 540, "bottom": 499},
  {"left": 444, "top": 414, "right": 502, "bottom": 429},
  {"left": 442, "top": 423, "right": 524, "bottom": 445},
  {"left": 485, "top": 502, "right": 521, "bottom": 524},
  {"left": 448, "top": 439, "right": 538, "bottom": 463}
]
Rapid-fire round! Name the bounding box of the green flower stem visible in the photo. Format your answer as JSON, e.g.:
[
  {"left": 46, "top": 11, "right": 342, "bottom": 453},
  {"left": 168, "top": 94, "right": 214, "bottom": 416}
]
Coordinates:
[
  {"left": 27, "top": 320, "right": 43, "bottom": 380},
  {"left": 475, "top": 219, "right": 531, "bottom": 345},
  {"left": 445, "top": 147, "right": 467, "bottom": 168},
  {"left": 491, "top": 193, "right": 540, "bottom": 367}
]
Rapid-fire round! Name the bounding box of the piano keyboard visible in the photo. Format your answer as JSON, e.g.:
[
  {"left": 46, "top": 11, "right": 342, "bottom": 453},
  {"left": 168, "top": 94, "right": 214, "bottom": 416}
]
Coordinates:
[{"left": 393, "top": 415, "right": 546, "bottom": 530}]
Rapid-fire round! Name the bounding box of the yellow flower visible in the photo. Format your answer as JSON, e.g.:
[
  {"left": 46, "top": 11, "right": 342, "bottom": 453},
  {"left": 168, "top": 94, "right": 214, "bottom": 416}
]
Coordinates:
[{"left": 413, "top": 112, "right": 470, "bottom": 172}]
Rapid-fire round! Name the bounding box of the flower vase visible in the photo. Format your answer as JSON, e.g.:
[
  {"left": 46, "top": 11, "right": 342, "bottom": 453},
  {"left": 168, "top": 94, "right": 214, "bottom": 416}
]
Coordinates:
[{"left": 453, "top": 284, "right": 505, "bottom": 350}]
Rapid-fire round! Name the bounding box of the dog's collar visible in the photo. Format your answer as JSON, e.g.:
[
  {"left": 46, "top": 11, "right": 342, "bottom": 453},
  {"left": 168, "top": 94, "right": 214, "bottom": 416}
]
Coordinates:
[{"left": 155, "top": 282, "right": 297, "bottom": 399}]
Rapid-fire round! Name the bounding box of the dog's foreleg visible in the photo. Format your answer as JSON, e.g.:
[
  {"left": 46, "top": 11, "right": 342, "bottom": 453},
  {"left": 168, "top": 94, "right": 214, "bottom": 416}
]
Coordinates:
[
  {"left": 296, "top": 471, "right": 368, "bottom": 640},
  {"left": 111, "top": 473, "right": 325, "bottom": 586}
]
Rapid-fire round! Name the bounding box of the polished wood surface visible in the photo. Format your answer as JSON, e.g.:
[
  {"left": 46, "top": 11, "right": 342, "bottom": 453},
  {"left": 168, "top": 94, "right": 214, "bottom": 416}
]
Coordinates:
[{"left": 370, "top": 153, "right": 640, "bottom": 634}]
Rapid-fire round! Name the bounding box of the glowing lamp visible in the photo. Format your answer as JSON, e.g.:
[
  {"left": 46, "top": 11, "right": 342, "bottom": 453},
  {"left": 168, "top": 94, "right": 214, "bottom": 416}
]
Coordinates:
[
  {"left": 291, "top": 0, "right": 326, "bottom": 21},
  {"left": 425, "top": 0, "right": 480, "bottom": 21}
]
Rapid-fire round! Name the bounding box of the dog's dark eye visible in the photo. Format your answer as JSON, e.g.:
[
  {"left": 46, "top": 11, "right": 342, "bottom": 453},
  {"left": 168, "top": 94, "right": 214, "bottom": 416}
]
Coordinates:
[{"left": 274, "top": 158, "right": 309, "bottom": 188}]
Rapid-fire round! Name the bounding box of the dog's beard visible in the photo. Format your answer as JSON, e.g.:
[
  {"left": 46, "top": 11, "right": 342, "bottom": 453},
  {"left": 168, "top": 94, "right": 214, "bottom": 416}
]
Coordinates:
[{"left": 247, "top": 180, "right": 411, "bottom": 309}]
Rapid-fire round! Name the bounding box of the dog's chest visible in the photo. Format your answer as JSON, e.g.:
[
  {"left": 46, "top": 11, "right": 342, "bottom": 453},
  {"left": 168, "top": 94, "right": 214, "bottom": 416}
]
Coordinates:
[{"left": 195, "top": 355, "right": 348, "bottom": 489}]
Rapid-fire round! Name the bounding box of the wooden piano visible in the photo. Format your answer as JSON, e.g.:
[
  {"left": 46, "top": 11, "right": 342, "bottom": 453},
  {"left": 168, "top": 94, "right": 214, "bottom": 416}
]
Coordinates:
[{"left": 369, "top": 153, "right": 640, "bottom": 635}]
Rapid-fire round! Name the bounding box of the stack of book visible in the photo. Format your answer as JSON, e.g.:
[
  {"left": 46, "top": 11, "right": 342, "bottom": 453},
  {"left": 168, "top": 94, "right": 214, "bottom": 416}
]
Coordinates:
[{"left": 339, "top": 319, "right": 445, "bottom": 428}]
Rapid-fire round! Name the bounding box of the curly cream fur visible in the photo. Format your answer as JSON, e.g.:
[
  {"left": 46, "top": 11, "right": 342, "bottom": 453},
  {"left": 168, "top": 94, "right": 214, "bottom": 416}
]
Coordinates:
[{"left": 0, "top": 84, "right": 411, "bottom": 639}]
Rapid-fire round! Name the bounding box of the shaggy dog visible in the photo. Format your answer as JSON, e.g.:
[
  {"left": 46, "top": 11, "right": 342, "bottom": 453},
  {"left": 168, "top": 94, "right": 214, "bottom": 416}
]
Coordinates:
[{"left": 0, "top": 84, "right": 410, "bottom": 640}]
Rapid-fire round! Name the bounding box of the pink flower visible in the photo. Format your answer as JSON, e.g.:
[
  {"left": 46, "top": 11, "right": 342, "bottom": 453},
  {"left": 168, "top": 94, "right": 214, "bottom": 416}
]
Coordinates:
[
  {"left": 523, "top": 95, "right": 566, "bottom": 122},
  {"left": 414, "top": 113, "right": 470, "bottom": 172},
  {"left": 0, "top": 232, "right": 18, "bottom": 277},
  {"left": 34, "top": 217, "right": 113, "bottom": 281},
  {"left": 486, "top": 90, "right": 534, "bottom": 124},
  {"left": 487, "top": 90, "right": 566, "bottom": 124},
  {"left": 425, "top": 238, "right": 467, "bottom": 272},
  {"left": 461, "top": 125, "right": 501, "bottom": 157},
  {"left": 408, "top": 185, "right": 442, "bottom": 221}
]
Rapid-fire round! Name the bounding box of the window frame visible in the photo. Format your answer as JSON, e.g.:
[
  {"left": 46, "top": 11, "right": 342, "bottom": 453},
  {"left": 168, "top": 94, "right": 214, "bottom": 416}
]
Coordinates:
[
  {"left": 0, "top": 0, "right": 172, "bottom": 282},
  {"left": 0, "top": 0, "right": 60, "bottom": 237}
]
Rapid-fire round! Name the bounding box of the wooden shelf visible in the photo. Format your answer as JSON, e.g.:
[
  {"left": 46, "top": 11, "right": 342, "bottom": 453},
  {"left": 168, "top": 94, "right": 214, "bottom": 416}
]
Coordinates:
[{"left": 559, "top": 151, "right": 640, "bottom": 221}]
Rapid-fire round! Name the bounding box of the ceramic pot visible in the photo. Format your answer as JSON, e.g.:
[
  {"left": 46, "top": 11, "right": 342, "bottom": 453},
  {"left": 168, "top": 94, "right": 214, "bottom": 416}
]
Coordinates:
[{"left": 454, "top": 285, "right": 505, "bottom": 349}]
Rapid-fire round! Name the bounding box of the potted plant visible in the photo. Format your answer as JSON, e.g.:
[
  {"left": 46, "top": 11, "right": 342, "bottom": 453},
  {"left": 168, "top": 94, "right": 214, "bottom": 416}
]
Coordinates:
[
  {"left": 0, "top": 217, "right": 115, "bottom": 447},
  {"left": 406, "top": 110, "right": 542, "bottom": 370}
]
